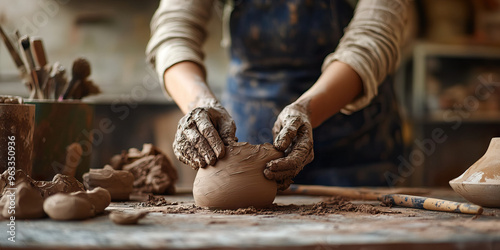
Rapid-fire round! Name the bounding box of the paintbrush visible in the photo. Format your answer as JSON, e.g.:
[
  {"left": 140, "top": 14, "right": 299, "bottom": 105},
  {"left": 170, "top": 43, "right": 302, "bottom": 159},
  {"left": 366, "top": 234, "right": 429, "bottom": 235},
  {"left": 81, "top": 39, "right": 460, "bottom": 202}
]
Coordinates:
[
  {"left": 0, "top": 26, "right": 27, "bottom": 75},
  {"left": 59, "top": 57, "right": 90, "bottom": 100},
  {"left": 379, "top": 194, "right": 483, "bottom": 215},
  {"left": 282, "top": 184, "right": 483, "bottom": 215},
  {"left": 31, "top": 37, "right": 50, "bottom": 96},
  {"left": 0, "top": 26, "right": 31, "bottom": 85},
  {"left": 19, "top": 36, "right": 44, "bottom": 99}
]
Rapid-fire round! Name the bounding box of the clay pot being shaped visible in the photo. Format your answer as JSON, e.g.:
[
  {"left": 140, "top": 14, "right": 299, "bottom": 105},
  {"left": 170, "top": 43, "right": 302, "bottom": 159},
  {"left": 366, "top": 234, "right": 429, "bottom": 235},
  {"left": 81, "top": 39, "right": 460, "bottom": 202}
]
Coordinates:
[
  {"left": 193, "top": 142, "right": 284, "bottom": 209},
  {"left": 449, "top": 137, "right": 500, "bottom": 207}
]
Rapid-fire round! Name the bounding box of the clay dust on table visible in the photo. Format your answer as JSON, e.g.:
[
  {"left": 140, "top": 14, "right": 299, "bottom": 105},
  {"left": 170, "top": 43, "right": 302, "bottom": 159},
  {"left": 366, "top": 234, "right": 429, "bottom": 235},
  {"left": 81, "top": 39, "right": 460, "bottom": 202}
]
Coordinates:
[
  {"left": 137, "top": 195, "right": 179, "bottom": 207},
  {"left": 138, "top": 196, "right": 397, "bottom": 216}
]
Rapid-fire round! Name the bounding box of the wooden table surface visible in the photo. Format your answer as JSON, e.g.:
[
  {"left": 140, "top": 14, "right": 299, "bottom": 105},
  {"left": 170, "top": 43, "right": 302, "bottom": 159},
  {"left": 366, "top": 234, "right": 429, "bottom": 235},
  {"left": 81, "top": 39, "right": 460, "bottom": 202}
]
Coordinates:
[{"left": 1, "top": 188, "right": 499, "bottom": 250}]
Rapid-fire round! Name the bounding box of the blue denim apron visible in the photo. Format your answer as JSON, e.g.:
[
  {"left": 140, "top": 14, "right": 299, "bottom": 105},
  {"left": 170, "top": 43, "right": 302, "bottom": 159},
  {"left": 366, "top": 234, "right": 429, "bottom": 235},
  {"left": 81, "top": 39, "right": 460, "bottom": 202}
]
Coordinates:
[{"left": 221, "top": 0, "right": 403, "bottom": 186}]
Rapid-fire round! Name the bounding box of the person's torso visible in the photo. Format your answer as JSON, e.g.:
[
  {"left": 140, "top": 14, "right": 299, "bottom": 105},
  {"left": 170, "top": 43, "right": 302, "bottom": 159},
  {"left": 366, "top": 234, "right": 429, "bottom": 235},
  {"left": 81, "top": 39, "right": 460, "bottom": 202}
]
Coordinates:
[{"left": 227, "top": 0, "right": 354, "bottom": 100}]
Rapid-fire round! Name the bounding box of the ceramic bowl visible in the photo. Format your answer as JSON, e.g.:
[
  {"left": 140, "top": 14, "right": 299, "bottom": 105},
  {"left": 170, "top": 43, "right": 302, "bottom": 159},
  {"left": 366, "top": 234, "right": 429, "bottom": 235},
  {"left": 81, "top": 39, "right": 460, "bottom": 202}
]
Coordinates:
[
  {"left": 449, "top": 137, "right": 500, "bottom": 208},
  {"left": 449, "top": 179, "right": 500, "bottom": 207}
]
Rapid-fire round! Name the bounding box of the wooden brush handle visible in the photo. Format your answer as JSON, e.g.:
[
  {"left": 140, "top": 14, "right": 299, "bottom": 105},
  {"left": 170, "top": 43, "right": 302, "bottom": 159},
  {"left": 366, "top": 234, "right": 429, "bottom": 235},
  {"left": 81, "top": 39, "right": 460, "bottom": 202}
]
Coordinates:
[
  {"left": 380, "top": 194, "right": 483, "bottom": 215},
  {"left": 31, "top": 38, "right": 48, "bottom": 67},
  {"left": 281, "top": 184, "right": 430, "bottom": 200}
]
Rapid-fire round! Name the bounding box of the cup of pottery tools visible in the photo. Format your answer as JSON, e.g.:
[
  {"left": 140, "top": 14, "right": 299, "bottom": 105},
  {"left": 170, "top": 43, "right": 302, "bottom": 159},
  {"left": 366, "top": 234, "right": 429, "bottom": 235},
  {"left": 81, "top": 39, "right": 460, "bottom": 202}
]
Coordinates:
[
  {"left": 26, "top": 100, "right": 94, "bottom": 181},
  {"left": 0, "top": 96, "right": 35, "bottom": 175}
]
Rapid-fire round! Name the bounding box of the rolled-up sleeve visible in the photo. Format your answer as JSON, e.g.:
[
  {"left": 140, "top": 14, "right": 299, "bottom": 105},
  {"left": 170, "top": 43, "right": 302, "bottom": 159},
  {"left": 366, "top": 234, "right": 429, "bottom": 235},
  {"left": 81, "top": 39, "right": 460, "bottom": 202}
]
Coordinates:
[
  {"left": 322, "top": 0, "right": 411, "bottom": 114},
  {"left": 146, "top": 0, "right": 214, "bottom": 86}
]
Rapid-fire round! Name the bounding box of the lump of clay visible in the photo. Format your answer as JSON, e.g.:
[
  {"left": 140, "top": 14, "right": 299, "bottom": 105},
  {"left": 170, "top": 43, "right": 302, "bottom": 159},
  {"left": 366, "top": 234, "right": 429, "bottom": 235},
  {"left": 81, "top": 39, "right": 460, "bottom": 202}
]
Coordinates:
[
  {"left": 0, "top": 169, "right": 33, "bottom": 196},
  {"left": 108, "top": 144, "right": 178, "bottom": 195},
  {"left": 72, "top": 187, "right": 111, "bottom": 214},
  {"left": 83, "top": 165, "right": 134, "bottom": 201},
  {"left": 43, "top": 187, "right": 111, "bottom": 220},
  {"left": 33, "top": 174, "right": 86, "bottom": 198},
  {"left": 109, "top": 211, "right": 148, "bottom": 225},
  {"left": 450, "top": 138, "right": 500, "bottom": 207},
  {"left": 0, "top": 169, "right": 84, "bottom": 198},
  {"left": 193, "top": 142, "right": 283, "bottom": 209},
  {"left": 1, "top": 182, "right": 45, "bottom": 219}
]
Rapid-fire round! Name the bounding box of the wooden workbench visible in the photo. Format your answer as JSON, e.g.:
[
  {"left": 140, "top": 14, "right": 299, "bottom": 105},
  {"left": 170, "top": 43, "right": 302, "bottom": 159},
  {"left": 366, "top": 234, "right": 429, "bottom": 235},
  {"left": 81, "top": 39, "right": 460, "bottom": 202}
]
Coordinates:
[{"left": 1, "top": 188, "right": 499, "bottom": 249}]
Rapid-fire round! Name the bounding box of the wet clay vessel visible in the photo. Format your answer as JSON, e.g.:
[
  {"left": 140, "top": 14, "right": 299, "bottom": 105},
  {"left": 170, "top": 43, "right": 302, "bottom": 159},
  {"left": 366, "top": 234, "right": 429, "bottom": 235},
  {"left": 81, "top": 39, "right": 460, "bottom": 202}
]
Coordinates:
[
  {"left": 193, "top": 142, "right": 283, "bottom": 209},
  {"left": 449, "top": 137, "right": 500, "bottom": 207}
]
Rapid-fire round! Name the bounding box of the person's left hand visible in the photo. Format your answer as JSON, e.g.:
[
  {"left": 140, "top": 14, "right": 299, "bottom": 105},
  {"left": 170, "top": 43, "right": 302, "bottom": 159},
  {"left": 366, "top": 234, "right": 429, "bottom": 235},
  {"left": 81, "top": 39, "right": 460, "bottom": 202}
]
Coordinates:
[{"left": 264, "top": 100, "right": 314, "bottom": 190}]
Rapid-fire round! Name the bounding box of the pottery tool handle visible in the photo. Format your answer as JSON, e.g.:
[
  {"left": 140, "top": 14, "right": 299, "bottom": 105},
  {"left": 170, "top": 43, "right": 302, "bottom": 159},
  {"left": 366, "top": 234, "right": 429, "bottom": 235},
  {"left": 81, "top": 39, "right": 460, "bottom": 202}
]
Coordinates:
[
  {"left": 281, "top": 184, "right": 430, "bottom": 201},
  {"left": 380, "top": 194, "right": 483, "bottom": 215},
  {"left": 281, "top": 184, "right": 380, "bottom": 200},
  {"left": 31, "top": 38, "right": 48, "bottom": 68},
  {"left": 0, "top": 26, "right": 25, "bottom": 71}
]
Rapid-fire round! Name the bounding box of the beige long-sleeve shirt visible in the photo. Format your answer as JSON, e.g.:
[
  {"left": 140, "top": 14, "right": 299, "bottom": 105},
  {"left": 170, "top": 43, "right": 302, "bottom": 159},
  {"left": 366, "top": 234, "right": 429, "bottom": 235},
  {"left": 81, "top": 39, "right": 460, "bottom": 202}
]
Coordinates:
[{"left": 146, "top": 0, "right": 412, "bottom": 114}]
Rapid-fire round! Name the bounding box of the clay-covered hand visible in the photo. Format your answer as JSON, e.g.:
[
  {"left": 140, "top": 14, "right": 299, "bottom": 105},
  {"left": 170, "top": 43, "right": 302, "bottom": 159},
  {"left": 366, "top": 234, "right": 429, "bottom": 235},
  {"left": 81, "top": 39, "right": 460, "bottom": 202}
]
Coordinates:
[
  {"left": 264, "top": 100, "right": 314, "bottom": 190},
  {"left": 173, "top": 98, "right": 237, "bottom": 170}
]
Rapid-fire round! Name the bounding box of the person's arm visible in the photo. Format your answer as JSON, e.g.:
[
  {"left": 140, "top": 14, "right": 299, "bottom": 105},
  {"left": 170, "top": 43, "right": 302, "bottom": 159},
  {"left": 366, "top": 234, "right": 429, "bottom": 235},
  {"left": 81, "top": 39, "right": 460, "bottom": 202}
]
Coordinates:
[
  {"left": 146, "top": 0, "right": 236, "bottom": 169},
  {"left": 298, "top": 61, "right": 363, "bottom": 128},
  {"left": 163, "top": 61, "right": 215, "bottom": 113},
  {"left": 266, "top": 0, "right": 412, "bottom": 190}
]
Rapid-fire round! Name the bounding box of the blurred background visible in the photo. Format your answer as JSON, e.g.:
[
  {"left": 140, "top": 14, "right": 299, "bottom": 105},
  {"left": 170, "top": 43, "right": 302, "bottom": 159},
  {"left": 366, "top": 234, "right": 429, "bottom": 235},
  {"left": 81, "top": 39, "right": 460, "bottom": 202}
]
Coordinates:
[{"left": 1, "top": 0, "right": 500, "bottom": 189}]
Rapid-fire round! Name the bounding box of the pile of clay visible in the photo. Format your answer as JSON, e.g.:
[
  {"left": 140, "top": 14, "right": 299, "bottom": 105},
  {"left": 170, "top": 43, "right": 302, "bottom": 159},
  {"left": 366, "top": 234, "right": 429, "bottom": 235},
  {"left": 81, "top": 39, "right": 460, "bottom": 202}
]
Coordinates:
[
  {"left": 156, "top": 196, "right": 392, "bottom": 216},
  {"left": 0, "top": 169, "right": 110, "bottom": 220},
  {"left": 83, "top": 165, "right": 134, "bottom": 201},
  {"left": 193, "top": 142, "right": 283, "bottom": 210},
  {"left": 107, "top": 144, "right": 178, "bottom": 195},
  {"left": 450, "top": 137, "right": 500, "bottom": 207}
]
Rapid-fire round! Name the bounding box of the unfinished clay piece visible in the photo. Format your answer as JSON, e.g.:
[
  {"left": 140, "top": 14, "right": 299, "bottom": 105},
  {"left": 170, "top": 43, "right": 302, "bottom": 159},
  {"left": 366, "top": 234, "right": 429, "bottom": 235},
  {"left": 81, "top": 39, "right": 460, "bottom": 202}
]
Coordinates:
[
  {"left": 0, "top": 169, "right": 85, "bottom": 198},
  {"left": 34, "top": 174, "right": 86, "bottom": 198},
  {"left": 83, "top": 165, "right": 134, "bottom": 201},
  {"left": 60, "top": 142, "right": 83, "bottom": 177},
  {"left": 193, "top": 142, "right": 283, "bottom": 209},
  {"left": 109, "top": 211, "right": 148, "bottom": 225},
  {"left": 450, "top": 137, "right": 500, "bottom": 207},
  {"left": 109, "top": 144, "right": 178, "bottom": 194},
  {"left": 1, "top": 182, "right": 45, "bottom": 219},
  {"left": 43, "top": 187, "right": 111, "bottom": 220}
]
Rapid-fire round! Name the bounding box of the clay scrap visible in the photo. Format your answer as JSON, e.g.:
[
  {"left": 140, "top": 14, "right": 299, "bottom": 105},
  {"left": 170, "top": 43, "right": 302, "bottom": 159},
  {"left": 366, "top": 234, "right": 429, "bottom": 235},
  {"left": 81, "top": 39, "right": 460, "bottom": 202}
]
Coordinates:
[
  {"left": 43, "top": 187, "right": 111, "bottom": 220},
  {"left": 109, "top": 211, "right": 148, "bottom": 225},
  {"left": 83, "top": 165, "right": 134, "bottom": 201},
  {"left": 108, "top": 144, "right": 178, "bottom": 195},
  {"left": 0, "top": 169, "right": 85, "bottom": 198},
  {"left": 0, "top": 169, "right": 86, "bottom": 219},
  {"left": 193, "top": 142, "right": 283, "bottom": 210},
  {"left": 1, "top": 182, "right": 45, "bottom": 219}
]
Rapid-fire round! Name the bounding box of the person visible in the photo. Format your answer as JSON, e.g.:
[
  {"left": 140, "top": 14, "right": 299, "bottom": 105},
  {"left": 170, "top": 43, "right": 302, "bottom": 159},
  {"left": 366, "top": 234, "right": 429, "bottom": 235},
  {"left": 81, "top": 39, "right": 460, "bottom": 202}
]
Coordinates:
[{"left": 146, "top": 0, "right": 412, "bottom": 190}]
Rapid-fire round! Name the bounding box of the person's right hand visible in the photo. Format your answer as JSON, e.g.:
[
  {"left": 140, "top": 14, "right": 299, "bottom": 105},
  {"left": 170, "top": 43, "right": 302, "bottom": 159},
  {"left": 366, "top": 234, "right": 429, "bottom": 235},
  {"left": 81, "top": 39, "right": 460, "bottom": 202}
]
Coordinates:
[{"left": 173, "top": 98, "right": 237, "bottom": 170}]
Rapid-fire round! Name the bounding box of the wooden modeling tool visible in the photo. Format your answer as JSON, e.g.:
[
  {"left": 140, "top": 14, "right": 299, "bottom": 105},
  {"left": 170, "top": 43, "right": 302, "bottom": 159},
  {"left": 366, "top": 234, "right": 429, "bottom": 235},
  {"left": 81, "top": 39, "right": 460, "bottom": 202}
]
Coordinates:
[
  {"left": 20, "top": 36, "right": 44, "bottom": 99},
  {"left": 0, "top": 26, "right": 30, "bottom": 83},
  {"left": 281, "top": 184, "right": 430, "bottom": 200},
  {"left": 282, "top": 184, "right": 483, "bottom": 215},
  {"left": 31, "top": 37, "right": 48, "bottom": 67},
  {"left": 0, "top": 26, "right": 26, "bottom": 74},
  {"left": 31, "top": 37, "right": 50, "bottom": 95}
]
